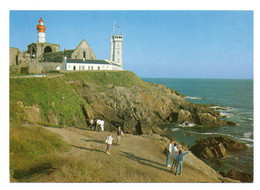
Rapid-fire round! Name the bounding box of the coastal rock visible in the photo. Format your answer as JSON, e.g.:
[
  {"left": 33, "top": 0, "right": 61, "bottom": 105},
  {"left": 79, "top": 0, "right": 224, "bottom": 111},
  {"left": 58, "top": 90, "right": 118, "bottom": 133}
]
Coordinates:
[
  {"left": 16, "top": 101, "right": 42, "bottom": 124},
  {"left": 177, "top": 109, "right": 192, "bottom": 123},
  {"left": 197, "top": 113, "right": 221, "bottom": 127},
  {"left": 190, "top": 136, "right": 247, "bottom": 159},
  {"left": 220, "top": 169, "right": 253, "bottom": 182},
  {"left": 66, "top": 72, "right": 235, "bottom": 134}
]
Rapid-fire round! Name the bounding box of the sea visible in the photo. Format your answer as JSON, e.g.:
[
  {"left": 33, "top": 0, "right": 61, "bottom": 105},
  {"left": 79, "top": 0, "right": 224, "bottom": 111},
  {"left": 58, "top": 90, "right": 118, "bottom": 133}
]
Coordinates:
[{"left": 142, "top": 78, "right": 253, "bottom": 175}]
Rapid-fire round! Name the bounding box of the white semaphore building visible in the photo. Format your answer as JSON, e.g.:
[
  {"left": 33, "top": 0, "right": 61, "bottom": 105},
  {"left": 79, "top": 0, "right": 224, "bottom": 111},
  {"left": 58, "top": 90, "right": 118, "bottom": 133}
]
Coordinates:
[{"left": 64, "top": 21, "right": 123, "bottom": 71}]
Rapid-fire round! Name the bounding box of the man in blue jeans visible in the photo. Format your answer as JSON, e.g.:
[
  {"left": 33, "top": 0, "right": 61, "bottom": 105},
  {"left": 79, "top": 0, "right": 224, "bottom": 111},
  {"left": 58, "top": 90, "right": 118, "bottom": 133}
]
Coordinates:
[{"left": 175, "top": 149, "right": 189, "bottom": 175}]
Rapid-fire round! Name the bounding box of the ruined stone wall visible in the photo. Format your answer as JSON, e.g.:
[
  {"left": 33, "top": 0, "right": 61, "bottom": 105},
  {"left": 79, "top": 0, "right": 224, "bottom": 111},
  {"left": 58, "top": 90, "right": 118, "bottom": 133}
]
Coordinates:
[
  {"left": 71, "top": 40, "right": 96, "bottom": 60},
  {"left": 10, "top": 62, "right": 63, "bottom": 74},
  {"left": 9, "top": 47, "right": 19, "bottom": 66}
]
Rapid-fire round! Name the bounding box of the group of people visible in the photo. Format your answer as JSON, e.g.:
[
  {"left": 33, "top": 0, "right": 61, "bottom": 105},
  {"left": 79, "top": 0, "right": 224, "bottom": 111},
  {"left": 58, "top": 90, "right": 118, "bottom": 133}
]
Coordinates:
[
  {"left": 92, "top": 120, "right": 188, "bottom": 175},
  {"left": 166, "top": 138, "right": 189, "bottom": 175},
  {"left": 89, "top": 118, "right": 105, "bottom": 132},
  {"left": 105, "top": 126, "right": 124, "bottom": 154}
]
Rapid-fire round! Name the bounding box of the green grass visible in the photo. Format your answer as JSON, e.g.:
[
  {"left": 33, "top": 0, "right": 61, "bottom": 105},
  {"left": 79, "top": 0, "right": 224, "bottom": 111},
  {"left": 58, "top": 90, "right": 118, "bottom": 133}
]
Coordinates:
[
  {"left": 10, "top": 71, "right": 150, "bottom": 127},
  {"left": 10, "top": 77, "right": 91, "bottom": 127},
  {"left": 63, "top": 71, "right": 146, "bottom": 88},
  {"left": 10, "top": 122, "right": 69, "bottom": 182}
]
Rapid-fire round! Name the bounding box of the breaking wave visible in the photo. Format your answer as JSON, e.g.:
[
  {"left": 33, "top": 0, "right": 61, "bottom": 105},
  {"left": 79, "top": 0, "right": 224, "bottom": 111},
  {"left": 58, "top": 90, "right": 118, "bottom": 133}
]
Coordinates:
[
  {"left": 171, "top": 128, "right": 180, "bottom": 132},
  {"left": 178, "top": 122, "right": 196, "bottom": 127},
  {"left": 184, "top": 96, "right": 202, "bottom": 100}
]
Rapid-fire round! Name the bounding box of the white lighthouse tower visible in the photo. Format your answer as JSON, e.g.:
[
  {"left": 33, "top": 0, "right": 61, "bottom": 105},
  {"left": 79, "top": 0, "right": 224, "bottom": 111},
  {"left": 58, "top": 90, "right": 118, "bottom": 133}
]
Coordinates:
[
  {"left": 36, "top": 17, "right": 46, "bottom": 43},
  {"left": 110, "top": 22, "right": 123, "bottom": 68}
]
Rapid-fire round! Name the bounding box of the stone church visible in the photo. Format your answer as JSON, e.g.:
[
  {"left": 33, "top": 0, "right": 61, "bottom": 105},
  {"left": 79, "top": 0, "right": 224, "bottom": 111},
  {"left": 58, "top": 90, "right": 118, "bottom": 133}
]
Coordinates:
[{"left": 10, "top": 17, "right": 123, "bottom": 73}]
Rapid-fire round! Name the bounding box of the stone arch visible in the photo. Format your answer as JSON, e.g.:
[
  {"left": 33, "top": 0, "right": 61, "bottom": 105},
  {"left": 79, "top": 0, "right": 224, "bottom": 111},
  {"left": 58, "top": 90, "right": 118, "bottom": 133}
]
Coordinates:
[
  {"left": 32, "top": 48, "right": 36, "bottom": 58},
  {"left": 44, "top": 46, "right": 52, "bottom": 53}
]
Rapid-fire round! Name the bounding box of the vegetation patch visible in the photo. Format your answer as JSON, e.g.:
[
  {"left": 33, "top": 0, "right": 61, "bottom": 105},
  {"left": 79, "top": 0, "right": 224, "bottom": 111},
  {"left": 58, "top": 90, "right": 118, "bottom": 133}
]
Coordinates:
[{"left": 10, "top": 122, "right": 69, "bottom": 181}]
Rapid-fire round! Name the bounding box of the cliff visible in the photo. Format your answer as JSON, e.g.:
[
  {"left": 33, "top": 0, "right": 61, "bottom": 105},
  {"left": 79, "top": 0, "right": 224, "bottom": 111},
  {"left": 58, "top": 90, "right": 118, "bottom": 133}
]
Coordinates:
[
  {"left": 10, "top": 71, "right": 233, "bottom": 134},
  {"left": 10, "top": 71, "right": 239, "bottom": 182}
]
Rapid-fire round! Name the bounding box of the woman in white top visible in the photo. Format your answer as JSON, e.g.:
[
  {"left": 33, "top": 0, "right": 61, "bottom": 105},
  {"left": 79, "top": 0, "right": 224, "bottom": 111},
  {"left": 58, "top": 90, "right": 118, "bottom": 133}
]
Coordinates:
[{"left": 166, "top": 138, "right": 174, "bottom": 167}]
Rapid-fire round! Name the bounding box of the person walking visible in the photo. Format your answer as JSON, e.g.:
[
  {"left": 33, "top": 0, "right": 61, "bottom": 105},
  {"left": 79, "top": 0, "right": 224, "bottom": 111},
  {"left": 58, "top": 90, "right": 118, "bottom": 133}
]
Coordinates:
[
  {"left": 166, "top": 138, "right": 174, "bottom": 167},
  {"left": 105, "top": 133, "right": 113, "bottom": 154},
  {"left": 116, "top": 126, "right": 124, "bottom": 145},
  {"left": 171, "top": 143, "right": 179, "bottom": 172},
  {"left": 175, "top": 149, "right": 190, "bottom": 175}
]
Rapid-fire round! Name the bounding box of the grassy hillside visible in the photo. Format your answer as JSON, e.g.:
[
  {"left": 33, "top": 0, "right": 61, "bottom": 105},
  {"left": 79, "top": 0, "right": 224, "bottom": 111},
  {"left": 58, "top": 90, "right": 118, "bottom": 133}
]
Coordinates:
[
  {"left": 9, "top": 71, "right": 236, "bottom": 182},
  {"left": 9, "top": 71, "right": 150, "bottom": 181},
  {"left": 63, "top": 71, "right": 146, "bottom": 88},
  {"left": 10, "top": 76, "right": 92, "bottom": 127},
  {"left": 10, "top": 122, "right": 69, "bottom": 182}
]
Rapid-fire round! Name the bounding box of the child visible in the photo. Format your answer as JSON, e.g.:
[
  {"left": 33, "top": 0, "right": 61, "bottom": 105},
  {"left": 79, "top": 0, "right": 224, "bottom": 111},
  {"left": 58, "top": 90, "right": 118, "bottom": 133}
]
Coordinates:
[
  {"left": 175, "top": 149, "right": 189, "bottom": 175},
  {"left": 166, "top": 138, "right": 174, "bottom": 167},
  {"left": 105, "top": 133, "right": 113, "bottom": 154},
  {"left": 171, "top": 143, "right": 179, "bottom": 172}
]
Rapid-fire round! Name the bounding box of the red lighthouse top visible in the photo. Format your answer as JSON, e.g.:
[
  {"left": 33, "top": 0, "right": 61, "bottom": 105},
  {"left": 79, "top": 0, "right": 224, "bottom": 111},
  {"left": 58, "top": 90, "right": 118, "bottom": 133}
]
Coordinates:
[
  {"left": 39, "top": 17, "right": 44, "bottom": 23},
  {"left": 37, "top": 17, "right": 46, "bottom": 33}
]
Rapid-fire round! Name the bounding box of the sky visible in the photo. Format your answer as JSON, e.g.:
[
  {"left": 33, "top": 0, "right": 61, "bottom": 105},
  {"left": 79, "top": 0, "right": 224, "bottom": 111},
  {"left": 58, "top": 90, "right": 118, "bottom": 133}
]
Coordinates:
[{"left": 9, "top": 10, "right": 253, "bottom": 79}]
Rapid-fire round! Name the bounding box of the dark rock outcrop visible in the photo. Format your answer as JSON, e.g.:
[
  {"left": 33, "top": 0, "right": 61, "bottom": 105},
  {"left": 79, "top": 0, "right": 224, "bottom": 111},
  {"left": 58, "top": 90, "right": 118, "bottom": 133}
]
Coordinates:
[
  {"left": 190, "top": 135, "right": 247, "bottom": 159},
  {"left": 220, "top": 169, "right": 253, "bottom": 182},
  {"left": 66, "top": 73, "right": 235, "bottom": 134}
]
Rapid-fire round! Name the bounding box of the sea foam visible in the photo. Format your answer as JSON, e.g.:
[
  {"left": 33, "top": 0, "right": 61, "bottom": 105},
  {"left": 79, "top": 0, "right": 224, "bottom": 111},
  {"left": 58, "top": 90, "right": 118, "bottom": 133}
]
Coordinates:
[{"left": 184, "top": 96, "right": 202, "bottom": 100}]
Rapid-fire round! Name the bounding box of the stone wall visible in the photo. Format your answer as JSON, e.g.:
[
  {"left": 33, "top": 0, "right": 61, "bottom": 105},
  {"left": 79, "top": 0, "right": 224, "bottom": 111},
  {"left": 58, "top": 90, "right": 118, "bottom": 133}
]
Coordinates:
[
  {"left": 10, "top": 62, "right": 63, "bottom": 74},
  {"left": 9, "top": 48, "right": 19, "bottom": 66},
  {"left": 71, "top": 40, "right": 96, "bottom": 60}
]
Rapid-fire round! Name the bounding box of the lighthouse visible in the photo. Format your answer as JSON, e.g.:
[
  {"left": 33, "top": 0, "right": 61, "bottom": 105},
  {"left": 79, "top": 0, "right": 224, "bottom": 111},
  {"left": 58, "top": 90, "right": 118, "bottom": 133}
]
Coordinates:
[{"left": 36, "top": 17, "right": 46, "bottom": 43}]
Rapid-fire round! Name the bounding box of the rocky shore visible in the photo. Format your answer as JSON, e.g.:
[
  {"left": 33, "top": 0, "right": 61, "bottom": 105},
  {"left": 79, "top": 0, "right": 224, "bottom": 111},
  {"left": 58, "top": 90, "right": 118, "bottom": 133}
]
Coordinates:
[
  {"left": 11, "top": 71, "right": 246, "bottom": 182},
  {"left": 66, "top": 72, "right": 236, "bottom": 135},
  {"left": 190, "top": 135, "right": 248, "bottom": 159}
]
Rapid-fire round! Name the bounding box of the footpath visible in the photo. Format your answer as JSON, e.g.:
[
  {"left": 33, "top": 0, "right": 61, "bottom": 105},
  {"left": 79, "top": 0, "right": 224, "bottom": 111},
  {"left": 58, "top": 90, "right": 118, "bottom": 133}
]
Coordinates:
[{"left": 45, "top": 127, "right": 238, "bottom": 183}]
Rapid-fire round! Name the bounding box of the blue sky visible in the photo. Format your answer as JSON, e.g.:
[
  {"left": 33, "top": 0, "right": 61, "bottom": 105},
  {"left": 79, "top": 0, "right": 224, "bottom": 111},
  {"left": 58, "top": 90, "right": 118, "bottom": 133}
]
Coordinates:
[{"left": 9, "top": 10, "right": 253, "bottom": 79}]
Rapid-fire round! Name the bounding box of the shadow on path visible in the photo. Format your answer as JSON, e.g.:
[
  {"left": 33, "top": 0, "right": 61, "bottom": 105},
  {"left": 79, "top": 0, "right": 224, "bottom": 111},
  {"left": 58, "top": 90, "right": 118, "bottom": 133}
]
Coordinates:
[
  {"left": 81, "top": 139, "right": 104, "bottom": 145},
  {"left": 71, "top": 145, "right": 105, "bottom": 153},
  {"left": 120, "top": 151, "right": 172, "bottom": 173}
]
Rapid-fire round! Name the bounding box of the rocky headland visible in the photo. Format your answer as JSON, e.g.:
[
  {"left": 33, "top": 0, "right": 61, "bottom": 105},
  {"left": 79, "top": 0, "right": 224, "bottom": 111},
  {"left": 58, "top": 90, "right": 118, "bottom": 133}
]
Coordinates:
[
  {"left": 65, "top": 71, "right": 236, "bottom": 135},
  {"left": 10, "top": 71, "right": 244, "bottom": 182}
]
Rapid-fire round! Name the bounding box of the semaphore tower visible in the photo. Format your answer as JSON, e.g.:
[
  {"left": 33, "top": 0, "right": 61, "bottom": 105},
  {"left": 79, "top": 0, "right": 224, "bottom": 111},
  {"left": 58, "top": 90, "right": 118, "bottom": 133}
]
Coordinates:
[{"left": 110, "top": 21, "right": 123, "bottom": 68}]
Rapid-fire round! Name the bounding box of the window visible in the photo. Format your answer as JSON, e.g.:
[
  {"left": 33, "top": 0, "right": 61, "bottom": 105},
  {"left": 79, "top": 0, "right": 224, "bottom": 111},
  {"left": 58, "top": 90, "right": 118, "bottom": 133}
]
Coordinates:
[{"left": 83, "top": 51, "right": 86, "bottom": 59}]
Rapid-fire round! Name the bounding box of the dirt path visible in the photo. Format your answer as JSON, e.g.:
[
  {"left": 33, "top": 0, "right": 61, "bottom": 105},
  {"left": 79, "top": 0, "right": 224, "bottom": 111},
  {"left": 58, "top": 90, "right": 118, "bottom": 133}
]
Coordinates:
[{"left": 44, "top": 127, "right": 235, "bottom": 182}]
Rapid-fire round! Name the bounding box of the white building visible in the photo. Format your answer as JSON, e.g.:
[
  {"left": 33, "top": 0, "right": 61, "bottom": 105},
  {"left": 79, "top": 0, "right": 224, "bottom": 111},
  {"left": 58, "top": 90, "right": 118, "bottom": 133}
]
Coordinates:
[
  {"left": 110, "top": 35, "right": 123, "bottom": 68},
  {"left": 63, "top": 21, "right": 124, "bottom": 72},
  {"left": 64, "top": 59, "right": 123, "bottom": 71}
]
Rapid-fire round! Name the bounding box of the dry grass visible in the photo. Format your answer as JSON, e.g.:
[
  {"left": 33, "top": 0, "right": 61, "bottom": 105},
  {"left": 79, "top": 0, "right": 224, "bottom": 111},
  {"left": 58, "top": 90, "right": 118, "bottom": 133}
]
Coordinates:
[
  {"left": 12, "top": 127, "right": 223, "bottom": 183},
  {"left": 9, "top": 122, "right": 69, "bottom": 182}
]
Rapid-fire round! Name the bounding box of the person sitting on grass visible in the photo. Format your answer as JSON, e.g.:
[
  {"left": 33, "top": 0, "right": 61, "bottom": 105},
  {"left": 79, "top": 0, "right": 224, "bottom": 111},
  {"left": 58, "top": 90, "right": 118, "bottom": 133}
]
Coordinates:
[
  {"left": 175, "top": 149, "right": 189, "bottom": 175},
  {"left": 105, "top": 133, "right": 113, "bottom": 154}
]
